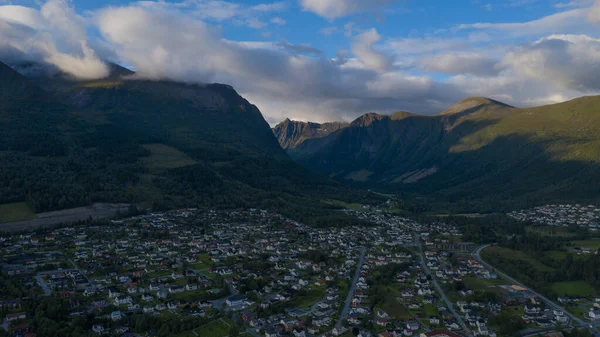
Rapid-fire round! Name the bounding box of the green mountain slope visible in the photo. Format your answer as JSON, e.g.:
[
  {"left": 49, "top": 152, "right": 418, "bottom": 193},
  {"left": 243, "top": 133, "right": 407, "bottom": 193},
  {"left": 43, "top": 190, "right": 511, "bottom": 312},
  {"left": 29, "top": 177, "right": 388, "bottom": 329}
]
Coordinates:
[
  {"left": 0, "top": 62, "right": 365, "bottom": 225},
  {"left": 285, "top": 97, "right": 600, "bottom": 211}
]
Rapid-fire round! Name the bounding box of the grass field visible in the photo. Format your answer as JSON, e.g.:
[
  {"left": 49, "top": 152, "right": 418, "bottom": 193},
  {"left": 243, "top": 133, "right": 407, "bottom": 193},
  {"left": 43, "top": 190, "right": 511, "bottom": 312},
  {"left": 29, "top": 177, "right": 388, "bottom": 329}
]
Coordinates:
[
  {"left": 0, "top": 202, "right": 35, "bottom": 223},
  {"left": 142, "top": 143, "right": 196, "bottom": 170},
  {"left": 526, "top": 226, "right": 577, "bottom": 237},
  {"left": 552, "top": 281, "right": 596, "bottom": 297},
  {"left": 289, "top": 288, "right": 326, "bottom": 310},
  {"left": 194, "top": 319, "right": 232, "bottom": 337},
  {"left": 546, "top": 251, "right": 570, "bottom": 260},
  {"left": 483, "top": 246, "right": 554, "bottom": 271},
  {"left": 323, "top": 200, "right": 364, "bottom": 211},
  {"left": 463, "top": 276, "right": 507, "bottom": 290},
  {"left": 571, "top": 239, "right": 600, "bottom": 249},
  {"left": 379, "top": 297, "right": 412, "bottom": 320},
  {"left": 567, "top": 305, "right": 589, "bottom": 320}
]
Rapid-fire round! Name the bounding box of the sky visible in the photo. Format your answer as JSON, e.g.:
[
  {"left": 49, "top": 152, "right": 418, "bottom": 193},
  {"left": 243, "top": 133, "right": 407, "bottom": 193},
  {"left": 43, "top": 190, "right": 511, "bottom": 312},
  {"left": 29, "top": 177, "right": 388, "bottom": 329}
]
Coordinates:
[{"left": 1, "top": 0, "right": 600, "bottom": 124}]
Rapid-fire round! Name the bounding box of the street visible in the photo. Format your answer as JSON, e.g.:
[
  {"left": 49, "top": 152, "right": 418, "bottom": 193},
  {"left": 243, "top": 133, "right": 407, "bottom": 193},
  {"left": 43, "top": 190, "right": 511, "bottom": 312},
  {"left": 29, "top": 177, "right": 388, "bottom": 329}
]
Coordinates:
[
  {"left": 336, "top": 247, "right": 366, "bottom": 328},
  {"left": 416, "top": 234, "right": 470, "bottom": 333}
]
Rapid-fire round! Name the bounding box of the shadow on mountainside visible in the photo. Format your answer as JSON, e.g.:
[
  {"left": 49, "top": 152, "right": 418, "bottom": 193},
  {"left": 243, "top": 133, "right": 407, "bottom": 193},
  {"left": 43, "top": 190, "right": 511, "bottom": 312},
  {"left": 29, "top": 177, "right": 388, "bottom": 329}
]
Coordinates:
[{"left": 293, "top": 115, "right": 600, "bottom": 212}]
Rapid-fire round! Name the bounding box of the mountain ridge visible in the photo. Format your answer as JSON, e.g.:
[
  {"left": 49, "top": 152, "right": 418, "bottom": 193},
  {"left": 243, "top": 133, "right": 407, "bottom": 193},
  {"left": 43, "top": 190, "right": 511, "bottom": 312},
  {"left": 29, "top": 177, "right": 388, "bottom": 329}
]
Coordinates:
[
  {"left": 277, "top": 95, "right": 600, "bottom": 211},
  {"left": 0, "top": 61, "right": 366, "bottom": 226}
]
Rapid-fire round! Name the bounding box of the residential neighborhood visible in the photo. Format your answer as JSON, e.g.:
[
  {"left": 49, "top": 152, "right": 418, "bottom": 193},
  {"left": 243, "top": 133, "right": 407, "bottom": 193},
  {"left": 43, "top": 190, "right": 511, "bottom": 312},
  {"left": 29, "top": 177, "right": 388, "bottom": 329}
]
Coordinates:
[{"left": 0, "top": 207, "right": 590, "bottom": 337}]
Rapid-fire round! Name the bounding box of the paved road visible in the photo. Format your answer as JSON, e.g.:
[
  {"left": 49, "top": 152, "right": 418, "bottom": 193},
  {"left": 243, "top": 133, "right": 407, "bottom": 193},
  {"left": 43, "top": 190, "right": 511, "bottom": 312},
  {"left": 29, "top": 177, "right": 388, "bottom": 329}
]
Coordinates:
[
  {"left": 211, "top": 282, "right": 240, "bottom": 310},
  {"left": 473, "top": 244, "right": 600, "bottom": 337},
  {"left": 336, "top": 247, "right": 366, "bottom": 328},
  {"left": 417, "top": 234, "right": 470, "bottom": 333},
  {"left": 35, "top": 274, "right": 52, "bottom": 296},
  {"left": 0, "top": 203, "right": 129, "bottom": 232}
]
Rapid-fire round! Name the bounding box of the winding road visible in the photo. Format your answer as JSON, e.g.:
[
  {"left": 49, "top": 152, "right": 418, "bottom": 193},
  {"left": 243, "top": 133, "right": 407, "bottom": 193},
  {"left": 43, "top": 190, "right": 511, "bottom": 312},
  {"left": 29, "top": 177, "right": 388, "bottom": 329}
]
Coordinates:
[
  {"left": 473, "top": 244, "right": 600, "bottom": 337},
  {"left": 337, "top": 247, "right": 366, "bottom": 328}
]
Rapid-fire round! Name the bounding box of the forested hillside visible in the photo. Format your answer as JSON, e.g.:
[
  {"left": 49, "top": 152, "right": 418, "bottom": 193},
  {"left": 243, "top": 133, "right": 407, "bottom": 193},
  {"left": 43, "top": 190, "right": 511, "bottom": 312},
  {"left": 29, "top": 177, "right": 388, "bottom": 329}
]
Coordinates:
[{"left": 0, "top": 62, "right": 369, "bottom": 226}]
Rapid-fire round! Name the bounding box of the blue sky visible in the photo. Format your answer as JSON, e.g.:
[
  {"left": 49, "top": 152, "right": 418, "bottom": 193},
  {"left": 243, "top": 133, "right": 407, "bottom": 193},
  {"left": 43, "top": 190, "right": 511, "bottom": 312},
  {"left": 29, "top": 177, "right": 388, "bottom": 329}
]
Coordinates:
[
  {"left": 57, "top": 0, "right": 587, "bottom": 57},
  {"left": 1, "top": 0, "right": 600, "bottom": 123}
]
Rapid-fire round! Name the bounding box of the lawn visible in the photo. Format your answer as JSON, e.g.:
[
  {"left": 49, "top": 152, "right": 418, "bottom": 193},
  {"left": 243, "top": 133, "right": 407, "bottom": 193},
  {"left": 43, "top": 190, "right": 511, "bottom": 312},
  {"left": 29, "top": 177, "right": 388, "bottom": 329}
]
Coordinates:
[
  {"left": 567, "top": 305, "right": 589, "bottom": 320},
  {"left": 380, "top": 297, "right": 411, "bottom": 320},
  {"left": 195, "top": 319, "right": 232, "bottom": 337},
  {"left": 546, "top": 251, "right": 569, "bottom": 260},
  {"left": 142, "top": 143, "right": 196, "bottom": 170},
  {"left": 571, "top": 239, "right": 600, "bottom": 250},
  {"left": 323, "top": 200, "right": 364, "bottom": 212},
  {"left": 552, "top": 281, "right": 596, "bottom": 297},
  {"left": 423, "top": 303, "right": 439, "bottom": 316},
  {"left": 0, "top": 202, "right": 35, "bottom": 223},
  {"left": 170, "top": 289, "right": 209, "bottom": 302},
  {"left": 526, "top": 226, "right": 577, "bottom": 238},
  {"left": 463, "top": 276, "right": 507, "bottom": 290},
  {"left": 289, "top": 287, "right": 326, "bottom": 310},
  {"left": 483, "top": 246, "right": 554, "bottom": 271}
]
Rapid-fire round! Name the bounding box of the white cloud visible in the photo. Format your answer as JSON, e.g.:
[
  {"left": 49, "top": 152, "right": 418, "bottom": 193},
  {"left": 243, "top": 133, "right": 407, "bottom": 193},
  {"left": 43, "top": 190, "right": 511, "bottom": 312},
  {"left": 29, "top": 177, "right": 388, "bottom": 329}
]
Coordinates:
[
  {"left": 0, "top": 1, "right": 108, "bottom": 79},
  {"left": 351, "top": 28, "right": 394, "bottom": 73},
  {"left": 320, "top": 26, "right": 338, "bottom": 35},
  {"left": 270, "top": 17, "right": 286, "bottom": 25},
  {"left": 503, "top": 34, "right": 600, "bottom": 92},
  {"left": 420, "top": 53, "right": 503, "bottom": 77},
  {"left": 3, "top": 0, "right": 600, "bottom": 124},
  {"left": 140, "top": 0, "right": 286, "bottom": 29},
  {"left": 588, "top": 0, "right": 600, "bottom": 24},
  {"left": 458, "top": 8, "right": 588, "bottom": 36},
  {"left": 300, "top": 0, "right": 398, "bottom": 19}
]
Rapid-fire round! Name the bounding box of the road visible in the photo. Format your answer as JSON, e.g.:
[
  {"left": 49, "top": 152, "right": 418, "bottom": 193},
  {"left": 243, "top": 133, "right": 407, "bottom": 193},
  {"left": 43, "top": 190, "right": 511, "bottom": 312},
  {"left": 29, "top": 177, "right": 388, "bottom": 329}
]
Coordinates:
[
  {"left": 336, "top": 247, "right": 366, "bottom": 328},
  {"left": 35, "top": 274, "right": 53, "bottom": 296},
  {"left": 416, "top": 234, "right": 470, "bottom": 333},
  {"left": 0, "top": 203, "right": 129, "bottom": 232},
  {"left": 211, "top": 282, "right": 240, "bottom": 310},
  {"left": 473, "top": 244, "right": 600, "bottom": 337}
]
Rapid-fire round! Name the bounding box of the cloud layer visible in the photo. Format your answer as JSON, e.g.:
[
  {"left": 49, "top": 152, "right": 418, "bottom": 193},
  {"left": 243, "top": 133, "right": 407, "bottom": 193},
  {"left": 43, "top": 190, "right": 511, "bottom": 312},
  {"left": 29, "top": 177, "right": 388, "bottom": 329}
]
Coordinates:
[
  {"left": 1, "top": 0, "right": 600, "bottom": 123},
  {"left": 0, "top": 1, "right": 108, "bottom": 79}
]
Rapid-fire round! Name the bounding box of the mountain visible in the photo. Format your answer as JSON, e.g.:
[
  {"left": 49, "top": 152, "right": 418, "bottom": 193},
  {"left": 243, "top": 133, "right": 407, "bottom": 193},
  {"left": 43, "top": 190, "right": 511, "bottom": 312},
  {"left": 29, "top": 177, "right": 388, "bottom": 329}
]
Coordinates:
[
  {"left": 284, "top": 96, "right": 600, "bottom": 211},
  {"left": 0, "top": 61, "right": 366, "bottom": 226},
  {"left": 273, "top": 119, "right": 348, "bottom": 149}
]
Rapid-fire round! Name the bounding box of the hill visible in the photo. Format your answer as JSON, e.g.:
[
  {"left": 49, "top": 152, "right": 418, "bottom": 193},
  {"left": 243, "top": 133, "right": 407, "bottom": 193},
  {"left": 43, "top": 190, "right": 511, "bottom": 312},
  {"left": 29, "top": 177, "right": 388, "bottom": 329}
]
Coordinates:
[
  {"left": 0, "top": 61, "right": 368, "bottom": 226},
  {"left": 282, "top": 96, "right": 600, "bottom": 211}
]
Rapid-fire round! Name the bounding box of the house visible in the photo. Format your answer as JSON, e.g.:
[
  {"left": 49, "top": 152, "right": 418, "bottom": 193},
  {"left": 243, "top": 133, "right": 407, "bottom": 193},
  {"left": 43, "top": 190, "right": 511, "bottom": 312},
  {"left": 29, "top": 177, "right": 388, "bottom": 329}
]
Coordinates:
[
  {"left": 186, "top": 284, "right": 198, "bottom": 291},
  {"left": 589, "top": 308, "right": 600, "bottom": 319},
  {"left": 113, "top": 296, "right": 132, "bottom": 306},
  {"left": 430, "top": 316, "right": 440, "bottom": 325},
  {"left": 524, "top": 305, "right": 541, "bottom": 315},
  {"left": 407, "top": 321, "right": 419, "bottom": 331},
  {"left": 377, "top": 310, "right": 389, "bottom": 319},
  {"left": 226, "top": 295, "right": 248, "bottom": 307},
  {"left": 107, "top": 287, "right": 120, "bottom": 298},
  {"left": 377, "top": 319, "right": 389, "bottom": 327},
  {"left": 6, "top": 312, "right": 26, "bottom": 321},
  {"left": 169, "top": 285, "right": 184, "bottom": 293},
  {"left": 111, "top": 311, "right": 122, "bottom": 321},
  {"left": 157, "top": 287, "right": 168, "bottom": 299},
  {"left": 92, "top": 324, "right": 104, "bottom": 333}
]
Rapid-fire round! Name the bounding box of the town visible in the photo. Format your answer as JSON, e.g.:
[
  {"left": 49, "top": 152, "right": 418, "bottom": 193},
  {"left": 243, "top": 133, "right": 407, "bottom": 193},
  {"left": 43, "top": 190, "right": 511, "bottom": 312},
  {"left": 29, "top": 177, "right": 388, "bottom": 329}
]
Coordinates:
[
  {"left": 0, "top": 208, "right": 594, "bottom": 337},
  {"left": 509, "top": 205, "right": 600, "bottom": 229}
]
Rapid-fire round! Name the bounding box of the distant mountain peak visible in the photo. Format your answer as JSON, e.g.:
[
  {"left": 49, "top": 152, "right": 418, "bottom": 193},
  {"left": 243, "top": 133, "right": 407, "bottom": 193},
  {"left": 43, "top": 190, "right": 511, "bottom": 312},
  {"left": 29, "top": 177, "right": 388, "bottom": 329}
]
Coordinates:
[
  {"left": 441, "top": 97, "right": 512, "bottom": 116},
  {"left": 273, "top": 119, "right": 349, "bottom": 149},
  {"left": 351, "top": 112, "right": 387, "bottom": 127}
]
